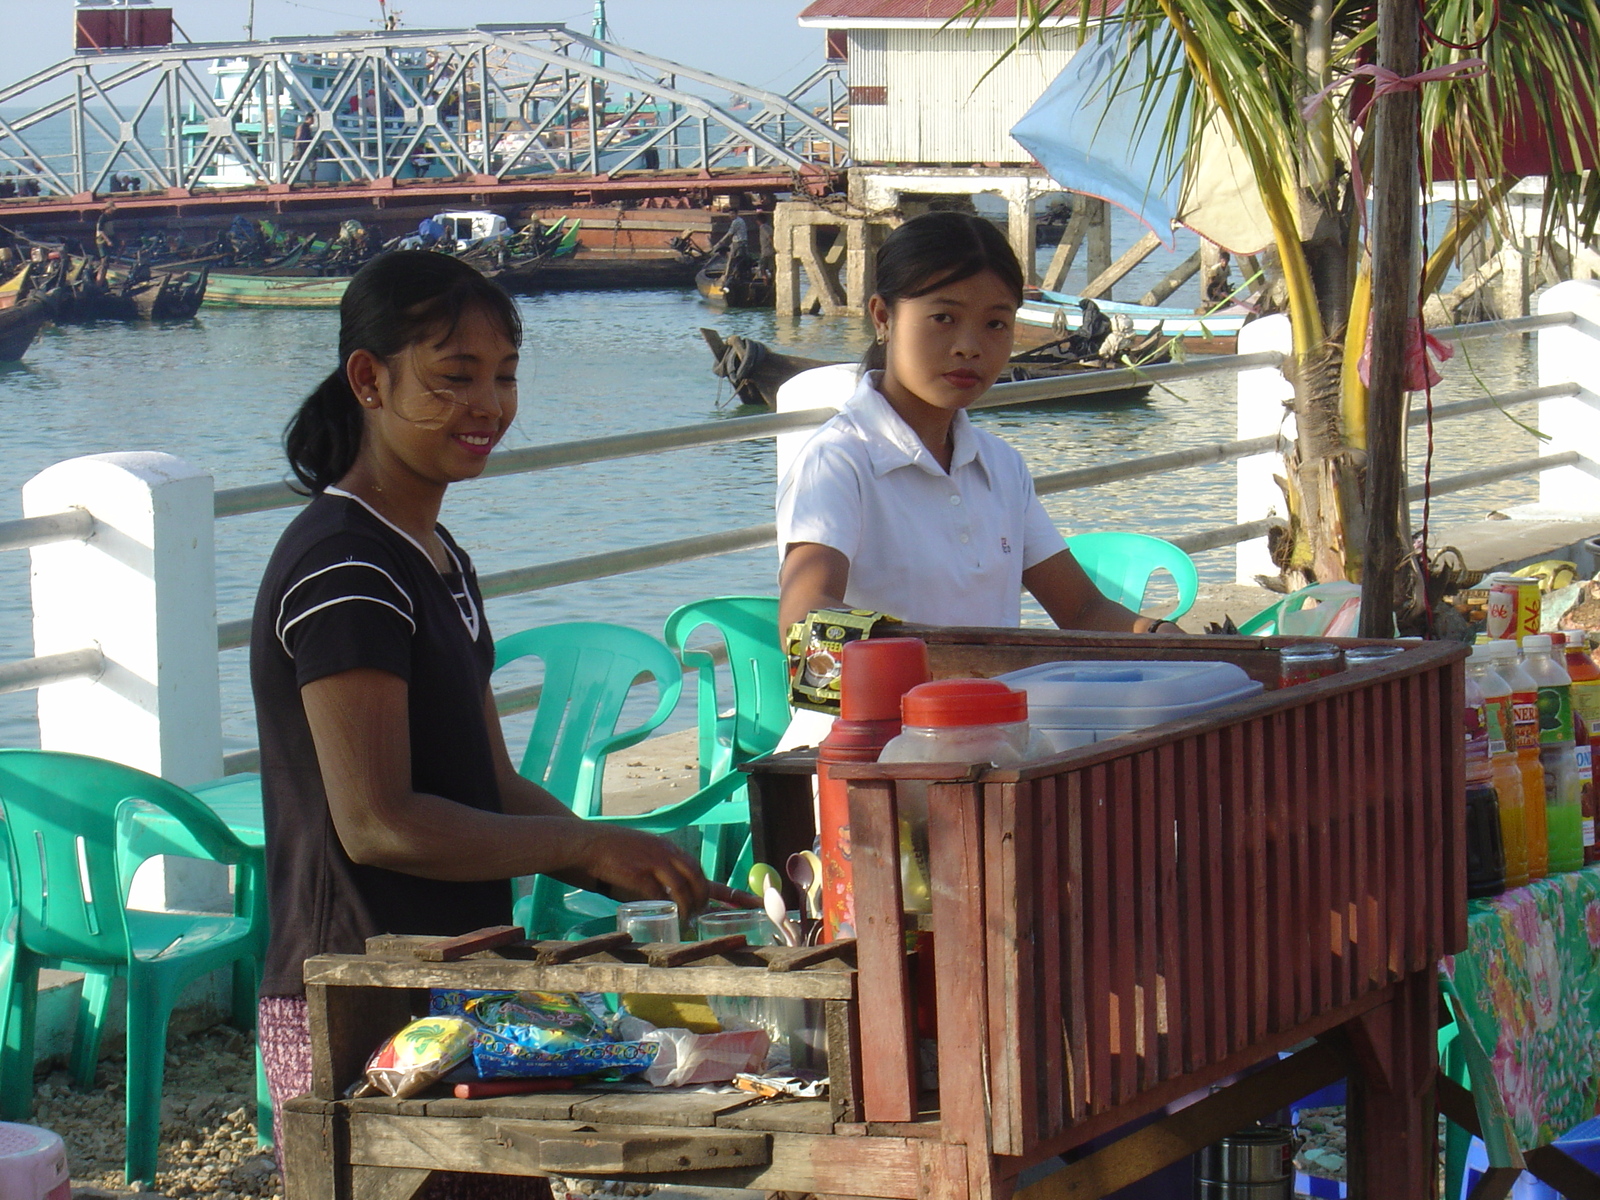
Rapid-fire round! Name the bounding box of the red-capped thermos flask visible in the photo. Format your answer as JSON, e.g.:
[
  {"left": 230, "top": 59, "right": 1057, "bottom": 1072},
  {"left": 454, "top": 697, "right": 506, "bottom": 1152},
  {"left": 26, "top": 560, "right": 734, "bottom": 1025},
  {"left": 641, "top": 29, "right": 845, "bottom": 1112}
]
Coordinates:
[{"left": 815, "top": 637, "right": 929, "bottom": 942}]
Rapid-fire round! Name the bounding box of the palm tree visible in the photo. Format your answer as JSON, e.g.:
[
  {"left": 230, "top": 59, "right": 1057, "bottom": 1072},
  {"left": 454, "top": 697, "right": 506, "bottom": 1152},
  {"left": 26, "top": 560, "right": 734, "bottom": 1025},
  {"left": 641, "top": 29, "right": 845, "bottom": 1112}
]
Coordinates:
[{"left": 966, "top": 0, "right": 1600, "bottom": 617}]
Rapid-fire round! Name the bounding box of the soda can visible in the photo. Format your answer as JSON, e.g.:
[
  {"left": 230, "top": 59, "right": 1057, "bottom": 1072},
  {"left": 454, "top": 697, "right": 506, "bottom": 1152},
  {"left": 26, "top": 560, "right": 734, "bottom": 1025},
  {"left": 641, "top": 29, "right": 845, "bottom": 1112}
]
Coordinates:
[{"left": 1486, "top": 574, "right": 1541, "bottom": 643}]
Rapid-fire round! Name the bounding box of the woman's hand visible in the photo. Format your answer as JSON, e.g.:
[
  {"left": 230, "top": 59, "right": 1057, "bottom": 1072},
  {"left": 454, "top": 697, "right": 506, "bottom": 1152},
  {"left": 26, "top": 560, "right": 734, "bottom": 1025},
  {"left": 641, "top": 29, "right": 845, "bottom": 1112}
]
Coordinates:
[{"left": 576, "top": 825, "right": 712, "bottom": 913}]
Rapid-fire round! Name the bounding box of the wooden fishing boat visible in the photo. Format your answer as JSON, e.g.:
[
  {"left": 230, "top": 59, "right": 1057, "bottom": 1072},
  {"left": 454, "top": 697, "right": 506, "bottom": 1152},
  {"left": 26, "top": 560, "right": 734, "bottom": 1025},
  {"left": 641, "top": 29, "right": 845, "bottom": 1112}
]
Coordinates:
[
  {"left": 1018, "top": 288, "right": 1248, "bottom": 353},
  {"left": 696, "top": 252, "right": 774, "bottom": 308},
  {"left": 0, "top": 263, "right": 30, "bottom": 311},
  {"left": 0, "top": 293, "right": 55, "bottom": 361},
  {"left": 701, "top": 326, "right": 1159, "bottom": 410},
  {"left": 204, "top": 271, "right": 349, "bottom": 309},
  {"left": 131, "top": 266, "right": 208, "bottom": 320}
]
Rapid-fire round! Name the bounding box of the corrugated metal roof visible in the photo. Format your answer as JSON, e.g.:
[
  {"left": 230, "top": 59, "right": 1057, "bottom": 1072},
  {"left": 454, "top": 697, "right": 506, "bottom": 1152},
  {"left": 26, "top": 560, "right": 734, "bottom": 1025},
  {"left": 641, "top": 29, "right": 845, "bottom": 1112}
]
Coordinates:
[
  {"left": 797, "top": 0, "right": 1106, "bottom": 23},
  {"left": 799, "top": 0, "right": 1028, "bottom": 15}
]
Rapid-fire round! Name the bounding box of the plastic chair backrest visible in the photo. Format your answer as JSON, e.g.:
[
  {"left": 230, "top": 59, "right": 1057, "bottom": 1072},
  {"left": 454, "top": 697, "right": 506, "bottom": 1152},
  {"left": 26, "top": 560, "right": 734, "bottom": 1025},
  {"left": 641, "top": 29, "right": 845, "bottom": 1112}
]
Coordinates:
[
  {"left": 1238, "top": 581, "right": 1364, "bottom": 637},
  {"left": 0, "top": 749, "right": 248, "bottom": 966},
  {"left": 1065, "top": 532, "right": 1200, "bottom": 618},
  {"left": 493, "top": 623, "right": 684, "bottom": 818},
  {"left": 662, "top": 596, "right": 788, "bottom": 783}
]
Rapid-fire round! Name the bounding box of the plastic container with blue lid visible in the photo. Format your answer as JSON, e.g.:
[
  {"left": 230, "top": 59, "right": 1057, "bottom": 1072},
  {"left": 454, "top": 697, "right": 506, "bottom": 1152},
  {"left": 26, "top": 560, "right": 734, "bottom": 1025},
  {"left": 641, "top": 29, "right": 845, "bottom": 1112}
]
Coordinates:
[{"left": 994, "top": 659, "right": 1264, "bottom": 752}]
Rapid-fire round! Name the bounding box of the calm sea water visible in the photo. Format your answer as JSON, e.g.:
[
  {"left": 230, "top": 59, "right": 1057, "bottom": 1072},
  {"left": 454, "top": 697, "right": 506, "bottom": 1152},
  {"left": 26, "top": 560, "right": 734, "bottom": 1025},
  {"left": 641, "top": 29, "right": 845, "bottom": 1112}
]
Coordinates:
[{"left": 0, "top": 222, "right": 1542, "bottom": 755}]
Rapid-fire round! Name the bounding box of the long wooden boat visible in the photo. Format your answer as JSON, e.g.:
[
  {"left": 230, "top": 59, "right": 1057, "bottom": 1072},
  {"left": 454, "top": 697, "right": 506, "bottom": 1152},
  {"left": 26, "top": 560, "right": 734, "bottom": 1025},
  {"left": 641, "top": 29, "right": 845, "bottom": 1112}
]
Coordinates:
[
  {"left": 696, "top": 253, "right": 774, "bottom": 308},
  {"left": 131, "top": 266, "right": 209, "bottom": 320},
  {"left": 204, "top": 272, "right": 349, "bottom": 309},
  {"left": 0, "top": 293, "right": 55, "bottom": 361},
  {"left": 701, "top": 328, "right": 1156, "bottom": 409},
  {"left": 1018, "top": 288, "right": 1248, "bottom": 352}
]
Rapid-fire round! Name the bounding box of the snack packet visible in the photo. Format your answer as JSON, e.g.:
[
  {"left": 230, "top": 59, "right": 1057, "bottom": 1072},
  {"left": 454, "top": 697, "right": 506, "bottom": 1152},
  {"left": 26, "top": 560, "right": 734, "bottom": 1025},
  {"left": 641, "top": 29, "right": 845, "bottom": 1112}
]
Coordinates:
[
  {"left": 788, "top": 609, "right": 901, "bottom": 714},
  {"left": 355, "top": 1016, "right": 476, "bottom": 1098},
  {"left": 464, "top": 991, "right": 659, "bottom": 1079}
]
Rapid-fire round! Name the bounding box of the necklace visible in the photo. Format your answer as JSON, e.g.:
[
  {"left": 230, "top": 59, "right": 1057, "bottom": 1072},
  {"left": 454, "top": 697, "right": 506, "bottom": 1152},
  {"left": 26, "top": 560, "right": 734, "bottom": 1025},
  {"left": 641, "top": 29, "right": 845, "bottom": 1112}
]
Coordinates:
[{"left": 325, "top": 486, "right": 481, "bottom": 640}]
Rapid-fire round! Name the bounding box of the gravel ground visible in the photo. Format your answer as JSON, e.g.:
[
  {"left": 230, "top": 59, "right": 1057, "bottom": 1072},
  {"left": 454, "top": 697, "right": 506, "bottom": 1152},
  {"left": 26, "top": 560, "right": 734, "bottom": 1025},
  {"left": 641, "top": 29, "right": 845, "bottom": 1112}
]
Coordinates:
[
  {"left": 1296, "top": 1105, "right": 1348, "bottom": 1181},
  {"left": 33, "top": 1024, "right": 278, "bottom": 1200}
]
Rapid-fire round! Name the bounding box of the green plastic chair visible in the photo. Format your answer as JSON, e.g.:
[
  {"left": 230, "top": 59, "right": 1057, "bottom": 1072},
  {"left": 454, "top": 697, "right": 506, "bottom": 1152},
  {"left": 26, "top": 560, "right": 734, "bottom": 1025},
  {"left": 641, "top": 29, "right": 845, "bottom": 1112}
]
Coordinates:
[
  {"left": 150, "top": 771, "right": 274, "bottom": 1151},
  {"left": 662, "top": 596, "right": 790, "bottom": 789},
  {"left": 1236, "top": 581, "right": 1365, "bottom": 637},
  {"left": 512, "top": 769, "right": 757, "bottom": 939},
  {"left": 494, "top": 622, "right": 685, "bottom": 820},
  {"left": 0, "top": 750, "right": 266, "bottom": 1187},
  {"left": 1066, "top": 531, "right": 1199, "bottom": 619}
]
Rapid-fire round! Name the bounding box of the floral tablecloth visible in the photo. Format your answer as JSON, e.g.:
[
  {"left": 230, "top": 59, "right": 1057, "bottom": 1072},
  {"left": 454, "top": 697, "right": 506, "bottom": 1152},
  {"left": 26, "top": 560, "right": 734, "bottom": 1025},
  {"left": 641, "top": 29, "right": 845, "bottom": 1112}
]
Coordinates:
[{"left": 1443, "top": 865, "right": 1600, "bottom": 1149}]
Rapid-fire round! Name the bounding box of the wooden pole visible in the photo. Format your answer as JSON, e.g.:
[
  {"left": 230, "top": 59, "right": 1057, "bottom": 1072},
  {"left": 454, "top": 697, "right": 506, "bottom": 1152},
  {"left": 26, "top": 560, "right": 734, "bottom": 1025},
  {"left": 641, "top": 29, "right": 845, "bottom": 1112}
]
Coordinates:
[{"left": 1358, "top": 0, "right": 1422, "bottom": 639}]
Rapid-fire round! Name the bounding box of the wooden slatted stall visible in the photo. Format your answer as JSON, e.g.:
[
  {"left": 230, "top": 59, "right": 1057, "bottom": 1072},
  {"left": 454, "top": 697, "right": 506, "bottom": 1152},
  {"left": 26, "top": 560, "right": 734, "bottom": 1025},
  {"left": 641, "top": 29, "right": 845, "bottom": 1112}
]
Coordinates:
[
  {"left": 833, "top": 628, "right": 1468, "bottom": 1200},
  {"left": 283, "top": 629, "right": 1466, "bottom": 1200}
]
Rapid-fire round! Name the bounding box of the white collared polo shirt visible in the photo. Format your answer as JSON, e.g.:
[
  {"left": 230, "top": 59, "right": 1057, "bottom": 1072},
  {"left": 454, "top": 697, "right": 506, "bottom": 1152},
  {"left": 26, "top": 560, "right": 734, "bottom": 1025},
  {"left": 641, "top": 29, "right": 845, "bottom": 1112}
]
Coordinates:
[{"left": 776, "top": 372, "right": 1067, "bottom": 627}]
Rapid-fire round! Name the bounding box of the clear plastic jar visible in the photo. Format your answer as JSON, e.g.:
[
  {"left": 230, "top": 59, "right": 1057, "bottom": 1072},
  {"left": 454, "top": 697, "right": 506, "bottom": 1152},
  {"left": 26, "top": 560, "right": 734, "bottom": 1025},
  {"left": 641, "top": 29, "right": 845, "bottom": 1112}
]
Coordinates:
[{"left": 880, "top": 679, "right": 1036, "bottom": 913}]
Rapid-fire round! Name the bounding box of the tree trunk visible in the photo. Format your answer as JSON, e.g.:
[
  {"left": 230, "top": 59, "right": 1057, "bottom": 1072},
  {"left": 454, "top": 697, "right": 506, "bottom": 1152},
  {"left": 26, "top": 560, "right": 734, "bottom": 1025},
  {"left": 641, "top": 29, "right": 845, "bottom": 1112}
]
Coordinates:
[
  {"left": 1273, "top": 339, "right": 1366, "bottom": 587},
  {"left": 1268, "top": 193, "right": 1365, "bottom": 589}
]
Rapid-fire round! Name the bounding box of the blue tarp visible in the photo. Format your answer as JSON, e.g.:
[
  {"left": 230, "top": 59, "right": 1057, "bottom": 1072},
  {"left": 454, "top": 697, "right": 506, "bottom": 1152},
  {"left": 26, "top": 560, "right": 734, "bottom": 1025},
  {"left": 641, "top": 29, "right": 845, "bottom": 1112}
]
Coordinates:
[{"left": 1011, "top": 24, "right": 1191, "bottom": 247}]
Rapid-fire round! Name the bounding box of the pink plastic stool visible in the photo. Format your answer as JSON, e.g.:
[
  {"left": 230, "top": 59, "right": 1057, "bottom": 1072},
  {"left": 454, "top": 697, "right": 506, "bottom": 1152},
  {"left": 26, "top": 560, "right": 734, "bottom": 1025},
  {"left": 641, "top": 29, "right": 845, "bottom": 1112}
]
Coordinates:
[{"left": 0, "top": 1122, "right": 70, "bottom": 1200}]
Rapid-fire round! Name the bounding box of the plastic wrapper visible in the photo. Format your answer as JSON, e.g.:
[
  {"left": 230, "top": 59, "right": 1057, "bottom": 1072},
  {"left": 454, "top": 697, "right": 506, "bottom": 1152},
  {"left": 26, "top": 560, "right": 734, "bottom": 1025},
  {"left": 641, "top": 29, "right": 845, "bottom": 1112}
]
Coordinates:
[
  {"left": 787, "top": 608, "right": 901, "bottom": 714},
  {"left": 637, "top": 1026, "right": 770, "bottom": 1087},
  {"left": 734, "top": 1070, "right": 828, "bottom": 1099},
  {"left": 355, "top": 1016, "right": 477, "bottom": 1099},
  {"left": 462, "top": 990, "right": 659, "bottom": 1079}
]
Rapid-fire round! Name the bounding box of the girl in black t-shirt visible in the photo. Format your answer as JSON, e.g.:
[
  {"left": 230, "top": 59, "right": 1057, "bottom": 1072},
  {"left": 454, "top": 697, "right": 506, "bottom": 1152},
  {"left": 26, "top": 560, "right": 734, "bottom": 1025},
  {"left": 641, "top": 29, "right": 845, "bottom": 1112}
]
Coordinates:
[{"left": 250, "top": 252, "right": 740, "bottom": 1195}]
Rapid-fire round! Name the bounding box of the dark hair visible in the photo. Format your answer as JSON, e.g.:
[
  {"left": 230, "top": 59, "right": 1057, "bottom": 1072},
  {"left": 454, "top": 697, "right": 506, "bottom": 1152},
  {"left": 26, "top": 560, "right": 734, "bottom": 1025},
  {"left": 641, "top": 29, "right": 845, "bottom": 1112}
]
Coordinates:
[
  {"left": 865, "top": 211, "right": 1025, "bottom": 371},
  {"left": 284, "top": 250, "right": 522, "bottom": 493}
]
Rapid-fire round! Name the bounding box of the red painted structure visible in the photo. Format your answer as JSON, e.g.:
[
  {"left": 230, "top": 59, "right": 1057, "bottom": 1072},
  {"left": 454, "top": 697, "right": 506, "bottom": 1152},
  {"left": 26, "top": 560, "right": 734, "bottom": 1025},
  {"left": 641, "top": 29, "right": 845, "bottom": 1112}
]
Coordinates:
[{"left": 0, "top": 167, "right": 840, "bottom": 241}]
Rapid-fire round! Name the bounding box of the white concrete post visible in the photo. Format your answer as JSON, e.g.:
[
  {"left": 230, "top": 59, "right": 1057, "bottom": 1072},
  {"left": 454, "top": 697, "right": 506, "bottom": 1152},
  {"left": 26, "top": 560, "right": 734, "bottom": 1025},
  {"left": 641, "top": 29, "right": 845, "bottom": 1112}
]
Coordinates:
[
  {"left": 1235, "top": 314, "right": 1296, "bottom": 584},
  {"left": 1004, "top": 183, "right": 1038, "bottom": 287},
  {"left": 24, "top": 452, "right": 222, "bottom": 786},
  {"left": 1537, "top": 280, "right": 1600, "bottom": 512}
]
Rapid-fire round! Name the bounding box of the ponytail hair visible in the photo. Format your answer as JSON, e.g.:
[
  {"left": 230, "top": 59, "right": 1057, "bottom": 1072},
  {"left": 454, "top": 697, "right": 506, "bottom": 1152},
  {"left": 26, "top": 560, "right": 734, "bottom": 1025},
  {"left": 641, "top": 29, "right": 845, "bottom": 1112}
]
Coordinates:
[
  {"left": 864, "top": 210, "right": 1025, "bottom": 372},
  {"left": 284, "top": 249, "right": 522, "bottom": 492}
]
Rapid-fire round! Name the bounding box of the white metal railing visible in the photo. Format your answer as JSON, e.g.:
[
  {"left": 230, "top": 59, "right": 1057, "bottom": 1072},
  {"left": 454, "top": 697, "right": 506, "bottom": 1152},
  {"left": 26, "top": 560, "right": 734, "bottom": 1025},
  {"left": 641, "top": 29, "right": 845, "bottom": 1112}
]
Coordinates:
[{"left": 4, "top": 285, "right": 1598, "bottom": 786}]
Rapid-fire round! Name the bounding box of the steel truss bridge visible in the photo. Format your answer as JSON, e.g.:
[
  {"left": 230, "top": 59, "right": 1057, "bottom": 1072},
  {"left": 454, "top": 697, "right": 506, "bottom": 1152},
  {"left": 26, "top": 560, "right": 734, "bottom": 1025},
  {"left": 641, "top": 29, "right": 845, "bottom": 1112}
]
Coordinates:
[{"left": 0, "top": 24, "right": 848, "bottom": 201}]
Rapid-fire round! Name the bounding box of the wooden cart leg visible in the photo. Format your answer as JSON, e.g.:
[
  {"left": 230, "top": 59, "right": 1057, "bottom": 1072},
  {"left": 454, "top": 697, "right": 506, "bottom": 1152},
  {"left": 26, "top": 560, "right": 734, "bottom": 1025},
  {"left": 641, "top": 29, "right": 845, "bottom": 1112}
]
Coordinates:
[
  {"left": 1345, "top": 973, "right": 1439, "bottom": 1200},
  {"left": 350, "top": 1165, "right": 433, "bottom": 1200},
  {"left": 281, "top": 1098, "right": 344, "bottom": 1200}
]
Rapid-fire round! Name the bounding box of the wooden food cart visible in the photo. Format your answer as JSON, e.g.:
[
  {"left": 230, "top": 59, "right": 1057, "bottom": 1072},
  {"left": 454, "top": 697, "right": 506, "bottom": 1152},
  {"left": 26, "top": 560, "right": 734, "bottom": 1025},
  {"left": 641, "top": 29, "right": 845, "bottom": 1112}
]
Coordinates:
[{"left": 284, "top": 629, "right": 1467, "bottom": 1200}]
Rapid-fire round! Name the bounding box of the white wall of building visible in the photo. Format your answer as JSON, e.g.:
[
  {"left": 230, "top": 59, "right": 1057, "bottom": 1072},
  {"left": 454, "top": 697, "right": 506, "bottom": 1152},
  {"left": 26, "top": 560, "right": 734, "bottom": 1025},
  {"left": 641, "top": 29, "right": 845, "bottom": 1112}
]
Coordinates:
[{"left": 846, "top": 26, "right": 1080, "bottom": 165}]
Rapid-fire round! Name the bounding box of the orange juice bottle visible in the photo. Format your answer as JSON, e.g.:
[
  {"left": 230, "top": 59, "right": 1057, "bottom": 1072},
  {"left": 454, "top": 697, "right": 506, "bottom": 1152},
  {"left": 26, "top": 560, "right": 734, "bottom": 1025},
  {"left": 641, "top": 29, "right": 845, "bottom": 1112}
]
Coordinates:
[
  {"left": 1490, "top": 639, "right": 1547, "bottom": 879},
  {"left": 1471, "top": 644, "right": 1527, "bottom": 888}
]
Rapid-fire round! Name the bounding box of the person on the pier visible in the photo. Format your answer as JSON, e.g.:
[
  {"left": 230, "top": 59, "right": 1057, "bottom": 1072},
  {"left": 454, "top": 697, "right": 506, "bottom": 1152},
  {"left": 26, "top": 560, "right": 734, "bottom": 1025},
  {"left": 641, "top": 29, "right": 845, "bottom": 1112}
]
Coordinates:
[
  {"left": 777, "top": 210, "right": 1184, "bottom": 637},
  {"left": 249, "top": 252, "right": 745, "bottom": 1199}
]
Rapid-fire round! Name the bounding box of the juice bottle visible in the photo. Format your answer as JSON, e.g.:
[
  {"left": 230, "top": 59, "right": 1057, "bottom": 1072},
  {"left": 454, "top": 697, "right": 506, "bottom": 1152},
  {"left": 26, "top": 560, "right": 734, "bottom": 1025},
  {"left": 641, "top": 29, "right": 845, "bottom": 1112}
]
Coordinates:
[
  {"left": 1490, "top": 639, "right": 1548, "bottom": 879},
  {"left": 1463, "top": 665, "right": 1506, "bottom": 898},
  {"left": 1470, "top": 645, "right": 1527, "bottom": 887},
  {"left": 1563, "top": 634, "right": 1600, "bottom": 864},
  {"left": 1523, "top": 634, "right": 1584, "bottom": 873}
]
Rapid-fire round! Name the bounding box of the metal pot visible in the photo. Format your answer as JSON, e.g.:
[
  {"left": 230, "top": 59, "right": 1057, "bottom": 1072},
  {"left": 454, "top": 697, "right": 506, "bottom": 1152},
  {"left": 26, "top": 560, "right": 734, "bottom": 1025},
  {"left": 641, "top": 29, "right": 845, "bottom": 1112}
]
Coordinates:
[{"left": 1193, "top": 1125, "right": 1298, "bottom": 1199}]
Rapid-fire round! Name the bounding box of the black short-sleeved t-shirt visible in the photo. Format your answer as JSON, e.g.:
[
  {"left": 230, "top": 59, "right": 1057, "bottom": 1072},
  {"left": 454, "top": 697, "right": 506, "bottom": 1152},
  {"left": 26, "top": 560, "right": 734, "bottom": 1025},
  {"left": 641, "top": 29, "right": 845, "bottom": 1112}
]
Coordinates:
[{"left": 251, "top": 488, "right": 510, "bottom": 996}]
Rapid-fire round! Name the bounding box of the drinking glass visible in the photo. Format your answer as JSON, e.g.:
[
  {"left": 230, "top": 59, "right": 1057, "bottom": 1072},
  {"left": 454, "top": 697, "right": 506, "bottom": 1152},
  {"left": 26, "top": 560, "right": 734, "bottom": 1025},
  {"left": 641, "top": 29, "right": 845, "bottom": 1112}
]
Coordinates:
[
  {"left": 696, "top": 908, "right": 777, "bottom": 946},
  {"left": 617, "top": 899, "right": 679, "bottom": 944}
]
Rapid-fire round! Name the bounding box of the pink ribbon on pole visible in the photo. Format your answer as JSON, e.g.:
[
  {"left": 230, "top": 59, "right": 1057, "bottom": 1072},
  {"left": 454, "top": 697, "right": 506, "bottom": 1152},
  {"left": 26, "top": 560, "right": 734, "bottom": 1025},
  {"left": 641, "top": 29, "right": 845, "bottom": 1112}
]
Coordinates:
[
  {"left": 1298, "top": 59, "right": 1487, "bottom": 237},
  {"left": 1300, "top": 59, "right": 1488, "bottom": 124},
  {"left": 1356, "top": 314, "right": 1455, "bottom": 391}
]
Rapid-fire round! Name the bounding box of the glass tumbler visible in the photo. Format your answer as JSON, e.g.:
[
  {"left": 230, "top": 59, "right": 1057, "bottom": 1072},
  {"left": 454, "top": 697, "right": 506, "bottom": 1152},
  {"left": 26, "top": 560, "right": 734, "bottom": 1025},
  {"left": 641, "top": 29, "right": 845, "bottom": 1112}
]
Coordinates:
[
  {"left": 696, "top": 908, "right": 778, "bottom": 946},
  {"left": 617, "top": 899, "right": 680, "bottom": 944}
]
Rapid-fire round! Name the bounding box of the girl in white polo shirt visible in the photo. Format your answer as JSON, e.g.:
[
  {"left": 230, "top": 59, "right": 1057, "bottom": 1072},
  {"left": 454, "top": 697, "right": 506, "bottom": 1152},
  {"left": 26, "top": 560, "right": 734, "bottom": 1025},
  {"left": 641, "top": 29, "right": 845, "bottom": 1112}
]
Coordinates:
[{"left": 778, "top": 210, "right": 1181, "bottom": 636}]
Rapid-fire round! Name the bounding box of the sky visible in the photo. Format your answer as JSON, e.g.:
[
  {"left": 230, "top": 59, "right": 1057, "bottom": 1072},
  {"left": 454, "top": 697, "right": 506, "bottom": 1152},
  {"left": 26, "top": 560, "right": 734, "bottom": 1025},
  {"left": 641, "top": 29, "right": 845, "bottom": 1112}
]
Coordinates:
[{"left": 2, "top": 1, "right": 826, "bottom": 97}]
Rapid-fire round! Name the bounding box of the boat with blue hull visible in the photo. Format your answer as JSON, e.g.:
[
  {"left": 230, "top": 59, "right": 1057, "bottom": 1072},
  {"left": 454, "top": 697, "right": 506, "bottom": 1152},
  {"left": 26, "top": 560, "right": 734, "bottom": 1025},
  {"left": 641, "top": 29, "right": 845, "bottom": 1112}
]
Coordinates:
[{"left": 1019, "top": 288, "right": 1249, "bottom": 352}]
